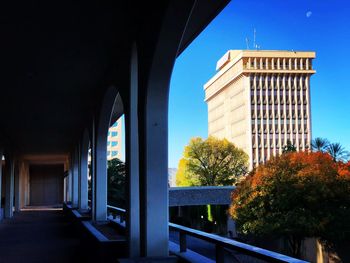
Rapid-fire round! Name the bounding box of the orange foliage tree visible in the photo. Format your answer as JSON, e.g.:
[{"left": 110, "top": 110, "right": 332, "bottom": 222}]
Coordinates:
[{"left": 229, "top": 151, "right": 350, "bottom": 258}]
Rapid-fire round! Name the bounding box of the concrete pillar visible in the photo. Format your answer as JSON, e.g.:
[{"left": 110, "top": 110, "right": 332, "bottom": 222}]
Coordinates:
[
  {"left": 5, "top": 156, "right": 14, "bottom": 218},
  {"left": 14, "top": 161, "right": 20, "bottom": 212},
  {"left": 78, "top": 130, "right": 89, "bottom": 211},
  {"left": 92, "top": 117, "right": 108, "bottom": 222},
  {"left": 125, "top": 43, "right": 141, "bottom": 257},
  {"left": 138, "top": 0, "right": 195, "bottom": 257},
  {"left": 72, "top": 149, "right": 79, "bottom": 207},
  {"left": 0, "top": 148, "right": 3, "bottom": 220},
  {"left": 92, "top": 86, "right": 118, "bottom": 222},
  {"left": 66, "top": 164, "right": 72, "bottom": 203},
  {"left": 91, "top": 118, "right": 96, "bottom": 218},
  {"left": 63, "top": 176, "right": 67, "bottom": 202},
  {"left": 227, "top": 216, "right": 237, "bottom": 238}
]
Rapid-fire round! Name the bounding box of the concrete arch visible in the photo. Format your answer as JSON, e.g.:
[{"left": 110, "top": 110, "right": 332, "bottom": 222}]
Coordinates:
[
  {"left": 2, "top": 152, "right": 15, "bottom": 219},
  {"left": 78, "top": 128, "right": 90, "bottom": 211},
  {"left": 137, "top": 0, "right": 196, "bottom": 257},
  {"left": 91, "top": 85, "right": 124, "bottom": 221}
]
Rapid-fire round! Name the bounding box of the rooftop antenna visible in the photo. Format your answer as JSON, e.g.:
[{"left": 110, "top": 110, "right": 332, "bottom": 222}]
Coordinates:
[
  {"left": 245, "top": 37, "right": 250, "bottom": 49},
  {"left": 253, "top": 28, "right": 261, "bottom": 50},
  {"left": 253, "top": 28, "right": 256, "bottom": 49}
]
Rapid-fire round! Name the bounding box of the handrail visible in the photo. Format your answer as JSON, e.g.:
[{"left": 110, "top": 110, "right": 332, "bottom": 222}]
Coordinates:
[
  {"left": 169, "top": 223, "right": 308, "bottom": 263},
  {"left": 107, "top": 205, "right": 126, "bottom": 213},
  {"left": 106, "top": 205, "right": 308, "bottom": 263}
]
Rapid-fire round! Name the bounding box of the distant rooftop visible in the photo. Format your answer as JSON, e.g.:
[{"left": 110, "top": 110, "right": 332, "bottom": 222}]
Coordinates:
[{"left": 216, "top": 49, "right": 316, "bottom": 71}]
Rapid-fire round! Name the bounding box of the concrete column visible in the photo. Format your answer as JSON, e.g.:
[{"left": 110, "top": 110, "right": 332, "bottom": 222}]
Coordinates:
[
  {"left": 92, "top": 127, "right": 108, "bottom": 222},
  {"left": 66, "top": 163, "right": 72, "bottom": 203},
  {"left": 227, "top": 216, "right": 237, "bottom": 238},
  {"left": 63, "top": 176, "right": 67, "bottom": 202},
  {"left": 92, "top": 86, "right": 118, "bottom": 222},
  {"left": 14, "top": 161, "right": 20, "bottom": 212},
  {"left": 78, "top": 131, "right": 89, "bottom": 211},
  {"left": 138, "top": 0, "right": 195, "bottom": 257},
  {"left": 0, "top": 149, "right": 3, "bottom": 220},
  {"left": 72, "top": 149, "right": 79, "bottom": 207},
  {"left": 5, "top": 156, "right": 14, "bottom": 218},
  {"left": 90, "top": 118, "right": 96, "bottom": 218},
  {"left": 125, "top": 43, "right": 141, "bottom": 257}
]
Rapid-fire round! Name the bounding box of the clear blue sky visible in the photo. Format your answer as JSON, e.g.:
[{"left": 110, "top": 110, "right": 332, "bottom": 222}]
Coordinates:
[{"left": 168, "top": 0, "right": 350, "bottom": 168}]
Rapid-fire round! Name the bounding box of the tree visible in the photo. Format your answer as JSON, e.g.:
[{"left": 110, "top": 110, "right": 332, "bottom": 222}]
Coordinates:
[
  {"left": 282, "top": 140, "right": 296, "bottom": 153},
  {"left": 176, "top": 136, "right": 249, "bottom": 186},
  {"left": 229, "top": 151, "right": 350, "bottom": 259},
  {"left": 176, "top": 158, "right": 198, "bottom": 186},
  {"left": 326, "top": 142, "right": 350, "bottom": 162},
  {"left": 107, "top": 158, "right": 126, "bottom": 208},
  {"left": 311, "top": 137, "right": 329, "bottom": 152}
]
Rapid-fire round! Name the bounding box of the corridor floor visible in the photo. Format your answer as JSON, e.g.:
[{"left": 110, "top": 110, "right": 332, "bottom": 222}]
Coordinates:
[{"left": 0, "top": 210, "right": 84, "bottom": 263}]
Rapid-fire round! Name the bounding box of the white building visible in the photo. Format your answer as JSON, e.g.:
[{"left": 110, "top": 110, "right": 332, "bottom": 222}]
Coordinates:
[{"left": 204, "top": 50, "right": 316, "bottom": 169}]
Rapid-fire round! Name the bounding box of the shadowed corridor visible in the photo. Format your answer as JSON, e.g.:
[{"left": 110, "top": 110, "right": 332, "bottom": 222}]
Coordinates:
[{"left": 0, "top": 210, "right": 84, "bottom": 263}]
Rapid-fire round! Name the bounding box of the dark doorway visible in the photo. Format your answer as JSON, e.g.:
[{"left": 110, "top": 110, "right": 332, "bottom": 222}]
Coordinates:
[{"left": 29, "top": 164, "right": 64, "bottom": 206}]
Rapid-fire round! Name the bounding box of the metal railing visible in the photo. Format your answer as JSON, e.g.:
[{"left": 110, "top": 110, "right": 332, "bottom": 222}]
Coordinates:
[
  {"left": 106, "top": 205, "right": 308, "bottom": 263},
  {"left": 107, "top": 204, "right": 126, "bottom": 224},
  {"left": 169, "top": 223, "right": 308, "bottom": 263}
]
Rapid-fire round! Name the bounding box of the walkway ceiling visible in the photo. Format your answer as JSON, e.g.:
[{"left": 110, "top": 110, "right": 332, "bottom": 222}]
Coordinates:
[{"left": 0, "top": 0, "right": 229, "bottom": 155}]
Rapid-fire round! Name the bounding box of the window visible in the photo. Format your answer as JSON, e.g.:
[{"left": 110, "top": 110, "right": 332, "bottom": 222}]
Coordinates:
[
  {"left": 111, "top": 151, "right": 118, "bottom": 157},
  {"left": 111, "top": 141, "right": 118, "bottom": 147},
  {"left": 111, "top": 131, "right": 118, "bottom": 137},
  {"left": 112, "top": 121, "right": 118, "bottom": 127}
]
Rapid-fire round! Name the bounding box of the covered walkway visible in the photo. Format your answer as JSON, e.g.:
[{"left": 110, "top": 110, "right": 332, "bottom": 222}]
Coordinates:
[
  {"left": 0, "top": 1, "right": 232, "bottom": 261},
  {"left": 0, "top": 210, "right": 84, "bottom": 263}
]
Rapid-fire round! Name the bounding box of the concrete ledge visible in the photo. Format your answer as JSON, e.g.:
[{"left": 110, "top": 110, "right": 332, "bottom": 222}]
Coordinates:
[
  {"left": 118, "top": 256, "right": 178, "bottom": 263},
  {"left": 71, "top": 209, "right": 91, "bottom": 221},
  {"left": 169, "top": 241, "right": 214, "bottom": 263},
  {"left": 169, "top": 186, "right": 235, "bottom": 207},
  {"left": 64, "top": 202, "right": 126, "bottom": 260},
  {"left": 79, "top": 220, "right": 127, "bottom": 260}
]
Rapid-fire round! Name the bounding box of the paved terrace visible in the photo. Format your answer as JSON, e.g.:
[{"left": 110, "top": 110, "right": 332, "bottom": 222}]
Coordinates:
[{"left": 0, "top": 210, "right": 84, "bottom": 263}]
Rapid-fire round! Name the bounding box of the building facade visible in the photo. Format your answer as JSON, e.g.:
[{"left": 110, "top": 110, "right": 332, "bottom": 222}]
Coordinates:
[
  {"left": 107, "top": 119, "right": 122, "bottom": 160},
  {"left": 204, "top": 50, "right": 315, "bottom": 169}
]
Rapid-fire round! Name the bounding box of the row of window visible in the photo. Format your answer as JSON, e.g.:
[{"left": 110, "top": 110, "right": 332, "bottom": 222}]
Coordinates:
[
  {"left": 252, "top": 111, "right": 308, "bottom": 118},
  {"left": 252, "top": 89, "right": 305, "bottom": 96},
  {"left": 111, "top": 121, "right": 119, "bottom": 128},
  {"left": 252, "top": 144, "right": 310, "bottom": 164},
  {"left": 107, "top": 150, "right": 119, "bottom": 157},
  {"left": 252, "top": 119, "right": 308, "bottom": 125},
  {"left": 245, "top": 58, "right": 312, "bottom": 71},
  {"left": 250, "top": 85, "right": 307, "bottom": 92},
  {"left": 253, "top": 104, "right": 305, "bottom": 111},
  {"left": 252, "top": 126, "right": 309, "bottom": 134},
  {"left": 253, "top": 133, "right": 308, "bottom": 139},
  {"left": 252, "top": 140, "right": 308, "bottom": 149},
  {"left": 107, "top": 141, "right": 118, "bottom": 147},
  {"left": 108, "top": 131, "right": 118, "bottom": 137},
  {"left": 251, "top": 98, "right": 307, "bottom": 105},
  {"left": 250, "top": 75, "right": 308, "bottom": 81}
]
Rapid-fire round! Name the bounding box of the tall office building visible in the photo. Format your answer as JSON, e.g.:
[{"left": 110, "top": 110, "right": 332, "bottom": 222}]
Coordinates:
[
  {"left": 204, "top": 50, "right": 315, "bottom": 169},
  {"left": 107, "top": 119, "right": 122, "bottom": 160}
]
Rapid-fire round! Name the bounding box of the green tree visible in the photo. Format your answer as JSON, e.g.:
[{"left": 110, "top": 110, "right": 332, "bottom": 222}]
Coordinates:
[
  {"left": 311, "top": 137, "right": 329, "bottom": 152},
  {"left": 230, "top": 151, "right": 350, "bottom": 259},
  {"left": 176, "top": 158, "right": 198, "bottom": 186},
  {"left": 326, "top": 142, "right": 349, "bottom": 162},
  {"left": 107, "top": 158, "right": 126, "bottom": 208},
  {"left": 176, "top": 136, "right": 249, "bottom": 186},
  {"left": 282, "top": 139, "right": 297, "bottom": 153}
]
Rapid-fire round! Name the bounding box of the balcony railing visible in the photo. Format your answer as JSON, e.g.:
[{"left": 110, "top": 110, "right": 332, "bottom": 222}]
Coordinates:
[{"left": 106, "top": 205, "right": 309, "bottom": 263}]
